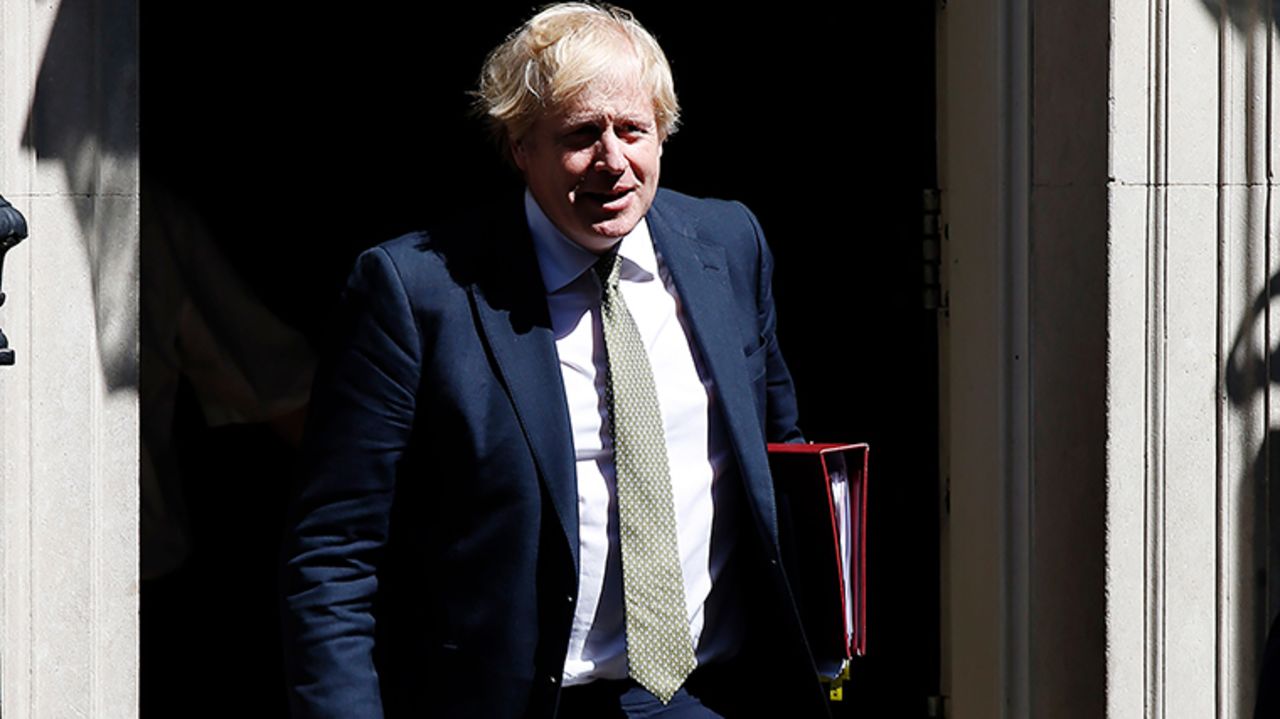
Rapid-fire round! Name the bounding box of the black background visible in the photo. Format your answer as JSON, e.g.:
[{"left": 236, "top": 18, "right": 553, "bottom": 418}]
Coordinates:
[{"left": 141, "top": 4, "right": 940, "bottom": 716}]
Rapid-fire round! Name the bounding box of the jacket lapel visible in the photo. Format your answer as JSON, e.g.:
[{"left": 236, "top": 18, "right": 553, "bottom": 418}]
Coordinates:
[
  {"left": 468, "top": 219, "right": 580, "bottom": 573},
  {"left": 647, "top": 198, "right": 781, "bottom": 545}
]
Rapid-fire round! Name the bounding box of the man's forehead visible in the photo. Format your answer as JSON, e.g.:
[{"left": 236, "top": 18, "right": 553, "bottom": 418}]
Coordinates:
[
  {"left": 550, "top": 80, "right": 656, "bottom": 124},
  {"left": 554, "top": 102, "right": 656, "bottom": 126}
]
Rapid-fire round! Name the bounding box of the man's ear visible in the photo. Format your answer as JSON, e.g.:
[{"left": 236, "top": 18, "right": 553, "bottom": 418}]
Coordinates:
[{"left": 511, "top": 135, "right": 528, "bottom": 172}]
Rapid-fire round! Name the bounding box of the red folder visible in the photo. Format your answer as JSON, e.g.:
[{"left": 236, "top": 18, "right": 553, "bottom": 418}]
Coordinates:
[{"left": 768, "top": 442, "right": 868, "bottom": 683}]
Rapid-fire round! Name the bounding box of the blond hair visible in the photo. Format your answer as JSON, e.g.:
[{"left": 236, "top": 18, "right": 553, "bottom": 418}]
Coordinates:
[{"left": 476, "top": 3, "right": 680, "bottom": 154}]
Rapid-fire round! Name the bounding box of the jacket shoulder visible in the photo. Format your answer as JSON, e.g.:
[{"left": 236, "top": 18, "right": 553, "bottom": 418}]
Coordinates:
[
  {"left": 651, "top": 188, "right": 768, "bottom": 266},
  {"left": 367, "top": 230, "right": 450, "bottom": 279},
  {"left": 355, "top": 226, "right": 494, "bottom": 309},
  {"left": 653, "top": 188, "right": 758, "bottom": 229}
]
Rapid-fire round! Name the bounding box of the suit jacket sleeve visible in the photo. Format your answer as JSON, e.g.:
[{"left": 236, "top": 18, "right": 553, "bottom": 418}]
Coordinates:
[
  {"left": 281, "top": 246, "right": 422, "bottom": 719},
  {"left": 737, "top": 201, "right": 804, "bottom": 444}
]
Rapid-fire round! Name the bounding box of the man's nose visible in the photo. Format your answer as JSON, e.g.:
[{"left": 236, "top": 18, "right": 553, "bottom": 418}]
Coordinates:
[{"left": 594, "top": 130, "right": 627, "bottom": 174}]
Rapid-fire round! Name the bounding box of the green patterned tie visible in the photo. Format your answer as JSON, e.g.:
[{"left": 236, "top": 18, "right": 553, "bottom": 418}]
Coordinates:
[{"left": 594, "top": 250, "right": 697, "bottom": 704}]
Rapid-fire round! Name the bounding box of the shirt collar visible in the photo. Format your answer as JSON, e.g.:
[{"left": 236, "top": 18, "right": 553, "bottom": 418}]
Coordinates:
[{"left": 524, "top": 189, "right": 658, "bottom": 295}]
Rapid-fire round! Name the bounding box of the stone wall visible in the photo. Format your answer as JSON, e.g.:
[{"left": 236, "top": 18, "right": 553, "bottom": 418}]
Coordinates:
[{"left": 0, "top": 1, "right": 138, "bottom": 716}]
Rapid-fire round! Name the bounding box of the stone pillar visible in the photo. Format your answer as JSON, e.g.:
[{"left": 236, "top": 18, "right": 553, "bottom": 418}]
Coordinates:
[
  {"left": 941, "top": 0, "right": 1271, "bottom": 717},
  {"left": 0, "top": 1, "right": 139, "bottom": 717},
  {"left": 1109, "top": 1, "right": 1273, "bottom": 716}
]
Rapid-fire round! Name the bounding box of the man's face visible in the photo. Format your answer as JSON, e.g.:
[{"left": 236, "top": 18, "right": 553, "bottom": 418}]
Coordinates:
[{"left": 513, "top": 72, "right": 662, "bottom": 254}]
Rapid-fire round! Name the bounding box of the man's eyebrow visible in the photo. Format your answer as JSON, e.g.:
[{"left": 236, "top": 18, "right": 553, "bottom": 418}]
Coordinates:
[
  {"left": 616, "top": 114, "right": 653, "bottom": 127},
  {"left": 557, "top": 108, "right": 605, "bottom": 124}
]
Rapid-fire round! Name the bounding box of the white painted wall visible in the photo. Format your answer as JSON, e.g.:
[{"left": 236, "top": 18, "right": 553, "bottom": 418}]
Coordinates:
[{"left": 0, "top": 1, "right": 138, "bottom": 717}]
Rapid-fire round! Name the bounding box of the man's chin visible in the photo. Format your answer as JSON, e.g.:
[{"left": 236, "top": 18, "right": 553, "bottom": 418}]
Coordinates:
[
  {"left": 561, "top": 212, "right": 645, "bottom": 253},
  {"left": 591, "top": 224, "right": 629, "bottom": 240},
  {"left": 588, "top": 213, "right": 643, "bottom": 240},
  {"left": 563, "top": 227, "right": 623, "bottom": 254}
]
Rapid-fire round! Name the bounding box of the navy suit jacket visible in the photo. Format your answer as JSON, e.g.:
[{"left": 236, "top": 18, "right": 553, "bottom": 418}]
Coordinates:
[{"left": 281, "top": 189, "right": 829, "bottom": 718}]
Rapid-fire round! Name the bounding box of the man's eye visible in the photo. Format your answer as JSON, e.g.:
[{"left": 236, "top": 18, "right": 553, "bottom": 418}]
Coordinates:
[{"left": 561, "top": 127, "right": 600, "bottom": 148}]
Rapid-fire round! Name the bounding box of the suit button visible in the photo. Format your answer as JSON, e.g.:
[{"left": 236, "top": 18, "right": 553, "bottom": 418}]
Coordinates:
[
  {"left": 548, "top": 675, "right": 559, "bottom": 685},
  {"left": 566, "top": 594, "right": 574, "bottom": 604}
]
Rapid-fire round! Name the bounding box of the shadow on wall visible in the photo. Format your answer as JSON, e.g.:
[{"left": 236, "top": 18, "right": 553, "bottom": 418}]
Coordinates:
[
  {"left": 1200, "top": 0, "right": 1280, "bottom": 27},
  {"left": 20, "top": 0, "right": 139, "bottom": 392},
  {"left": 1199, "top": 2, "right": 1280, "bottom": 717},
  {"left": 1226, "top": 274, "right": 1280, "bottom": 719}
]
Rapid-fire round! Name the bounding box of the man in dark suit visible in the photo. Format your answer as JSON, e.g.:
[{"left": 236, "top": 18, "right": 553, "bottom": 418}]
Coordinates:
[{"left": 281, "top": 4, "right": 829, "bottom": 717}]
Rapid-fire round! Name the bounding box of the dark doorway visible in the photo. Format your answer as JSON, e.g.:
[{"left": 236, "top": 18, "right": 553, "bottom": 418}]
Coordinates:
[{"left": 141, "top": 4, "right": 939, "bottom": 717}]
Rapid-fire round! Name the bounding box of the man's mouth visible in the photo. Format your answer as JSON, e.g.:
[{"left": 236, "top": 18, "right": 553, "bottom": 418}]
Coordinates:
[{"left": 581, "top": 188, "right": 635, "bottom": 211}]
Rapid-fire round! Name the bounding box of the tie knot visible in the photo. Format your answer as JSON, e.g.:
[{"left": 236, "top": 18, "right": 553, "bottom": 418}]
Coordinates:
[{"left": 593, "top": 249, "right": 622, "bottom": 294}]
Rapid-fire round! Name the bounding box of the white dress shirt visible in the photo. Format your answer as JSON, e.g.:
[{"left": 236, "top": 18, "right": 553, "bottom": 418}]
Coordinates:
[{"left": 523, "top": 192, "right": 743, "bottom": 686}]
